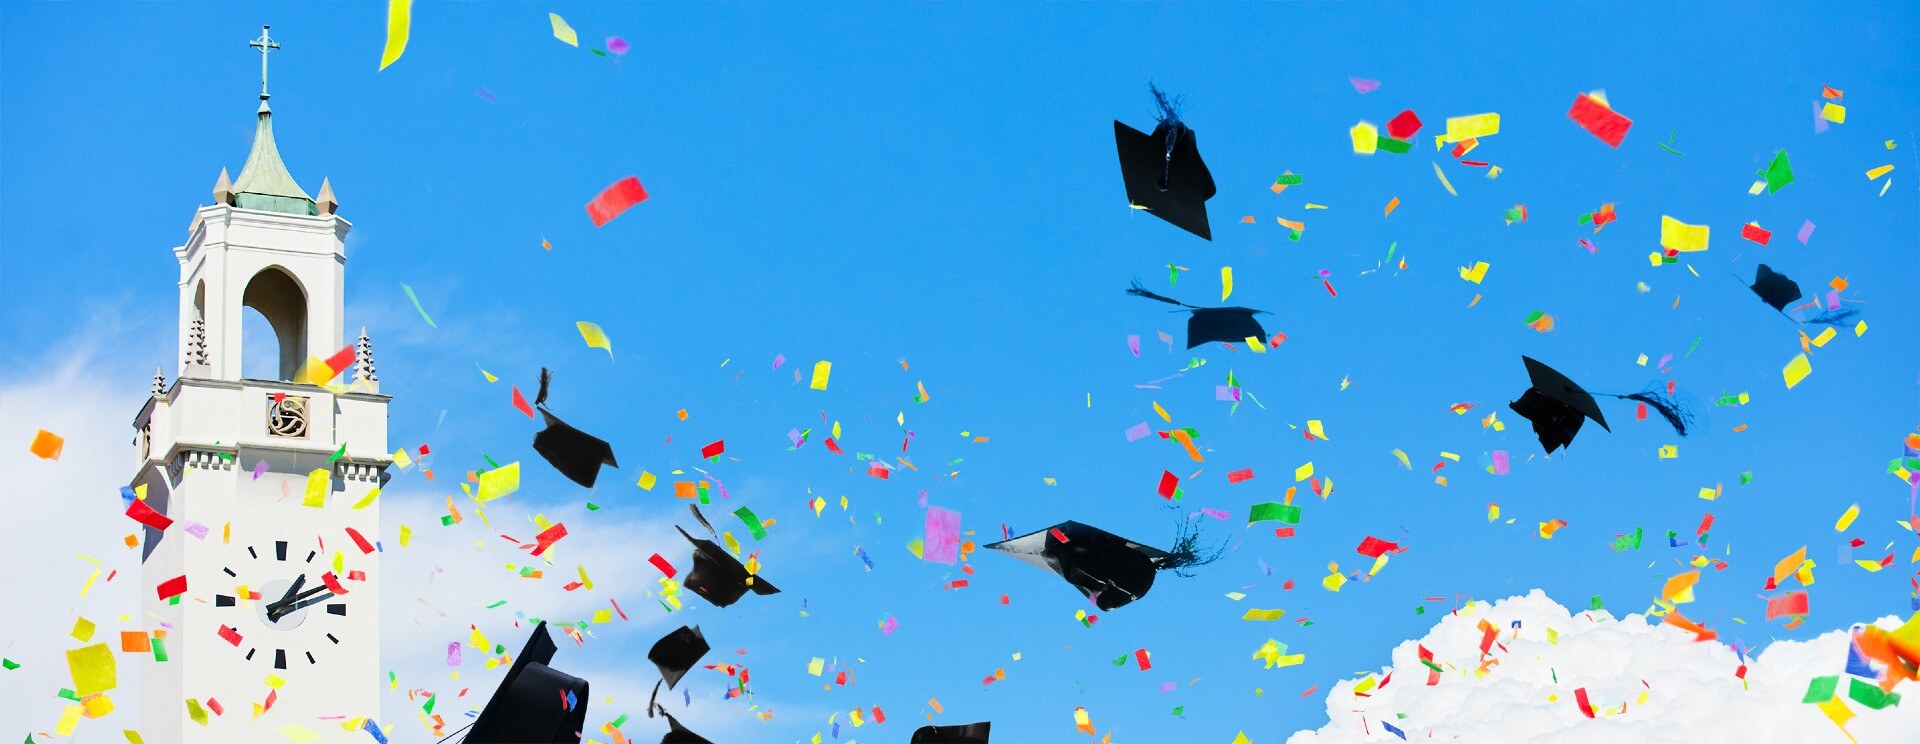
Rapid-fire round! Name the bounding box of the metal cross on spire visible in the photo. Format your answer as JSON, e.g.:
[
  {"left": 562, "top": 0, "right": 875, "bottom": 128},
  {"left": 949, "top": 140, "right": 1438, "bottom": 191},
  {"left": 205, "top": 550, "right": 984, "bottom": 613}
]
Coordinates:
[{"left": 249, "top": 25, "right": 280, "bottom": 101}]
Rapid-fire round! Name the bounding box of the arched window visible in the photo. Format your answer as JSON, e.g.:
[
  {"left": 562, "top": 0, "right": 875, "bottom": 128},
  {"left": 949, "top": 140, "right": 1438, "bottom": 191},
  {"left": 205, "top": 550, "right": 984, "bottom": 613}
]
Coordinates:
[{"left": 240, "top": 267, "right": 308, "bottom": 381}]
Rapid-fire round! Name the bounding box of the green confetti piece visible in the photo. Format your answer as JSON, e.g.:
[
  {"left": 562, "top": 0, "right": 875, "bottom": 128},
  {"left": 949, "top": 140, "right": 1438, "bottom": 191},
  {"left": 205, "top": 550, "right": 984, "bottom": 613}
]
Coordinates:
[
  {"left": 1112, "top": 655, "right": 1128, "bottom": 666},
  {"left": 423, "top": 693, "right": 437, "bottom": 715},
  {"left": 327, "top": 441, "right": 348, "bottom": 464},
  {"left": 1414, "top": 606, "right": 1425, "bottom": 615},
  {"left": 1739, "top": 472, "right": 1754, "bottom": 485},
  {"left": 586, "top": 502, "right": 600, "bottom": 511},
  {"left": 611, "top": 714, "right": 629, "bottom": 729},
  {"left": 734, "top": 507, "right": 768, "bottom": 540},
  {"left": 58, "top": 688, "right": 79, "bottom": 701},
  {"left": 590, "top": 48, "right": 609, "bottom": 57},
  {"left": 1273, "top": 174, "right": 1304, "bottom": 186},
  {"left": 1376, "top": 135, "right": 1412, "bottom": 154},
  {"left": 1248, "top": 503, "right": 1301, "bottom": 525},
  {"left": 485, "top": 600, "right": 507, "bottom": 609},
  {"left": 1761, "top": 149, "right": 1794, "bottom": 193},
  {"left": 1589, "top": 596, "right": 1604, "bottom": 611},
  {"left": 1171, "top": 706, "right": 1185, "bottom": 716},
  {"left": 1803, "top": 675, "right": 1839, "bottom": 704},
  {"left": 441, "top": 515, "right": 455, "bottom": 526},
  {"left": 401, "top": 283, "right": 438, "bottom": 328},
  {"left": 1849, "top": 677, "right": 1901, "bottom": 710},
  {"left": 1685, "top": 337, "right": 1701, "bottom": 357},
  {"left": 1522, "top": 310, "right": 1545, "bottom": 324},
  {"left": 0, "top": 658, "right": 18, "bottom": 670},
  {"left": 1577, "top": 213, "right": 1593, "bottom": 225},
  {"left": 150, "top": 637, "right": 168, "bottom": 662},
  {"left": 1288, "top": 229, "right": 1304, "bottom": 242},
  {"left": 483, "top": 455, "right": 501, "bottom": 469}
]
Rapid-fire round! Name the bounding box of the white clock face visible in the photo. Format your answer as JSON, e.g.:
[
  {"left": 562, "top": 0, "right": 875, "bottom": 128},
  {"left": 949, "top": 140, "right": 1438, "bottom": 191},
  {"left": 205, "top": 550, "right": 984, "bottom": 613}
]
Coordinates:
[{"left": 215, "top": 539, "right": 351, "bottom": 670}]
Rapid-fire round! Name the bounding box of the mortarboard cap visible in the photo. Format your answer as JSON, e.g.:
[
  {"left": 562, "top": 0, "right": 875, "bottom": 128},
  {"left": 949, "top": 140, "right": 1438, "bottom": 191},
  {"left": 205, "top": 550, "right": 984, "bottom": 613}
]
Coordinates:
[
  {"left": 648, "top": 625, "right": 709, "bottom": 690},
  {"left": 1126, "top": 282, "right": 1267, "bottom": 349},
  {"left": 655, "top": 707, "right": 713, "bottom": 744},
  {"left": 1749, "top": 264, "right": 1803, "bottom": 313},
  {"left": 465, "top": 622, "right": 590, "bottom": 744},
  {"left": 678, "top": 526, "right": 780, "bottom": 607},
  {"left": 1115, "top": 86, "right": 1215, "bottom": 240},
  {"left": 531, "top": 369, "right": 619, "bottom": 488},
  {"left": 910, "top": 721, "right": 992, "bottom": 743},
  {"left": 985, "top": 521, "right": 1169, "bottom": 611},
  {"left": 1508, "top": 356, "right": 1610, "bottom": 454}
]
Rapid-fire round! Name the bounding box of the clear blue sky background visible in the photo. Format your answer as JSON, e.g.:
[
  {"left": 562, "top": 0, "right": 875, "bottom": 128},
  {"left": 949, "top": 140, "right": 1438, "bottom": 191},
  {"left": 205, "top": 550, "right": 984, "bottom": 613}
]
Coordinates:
[{"left": 4, "top": 2, "right": 1919, "bottom": 742}]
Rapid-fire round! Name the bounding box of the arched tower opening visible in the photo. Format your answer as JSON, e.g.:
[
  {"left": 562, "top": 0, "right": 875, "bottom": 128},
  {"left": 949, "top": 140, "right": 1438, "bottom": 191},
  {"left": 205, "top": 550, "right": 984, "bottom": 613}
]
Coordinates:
[{"left": 240, "top": 266, "right": 308, "bottom": 380}]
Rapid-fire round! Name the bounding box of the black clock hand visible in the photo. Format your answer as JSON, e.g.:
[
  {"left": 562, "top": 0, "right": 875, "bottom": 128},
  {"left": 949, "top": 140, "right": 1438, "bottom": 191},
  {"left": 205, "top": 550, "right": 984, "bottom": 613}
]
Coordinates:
[
  {"left": 277, "top": 589, "right": 339, "bottom": 616},
  {"left": 269, "top": 585, "right": 333, "bottom": 620},
  {"left": 266, "top": 574, "right": 308, "bottom": 618}
]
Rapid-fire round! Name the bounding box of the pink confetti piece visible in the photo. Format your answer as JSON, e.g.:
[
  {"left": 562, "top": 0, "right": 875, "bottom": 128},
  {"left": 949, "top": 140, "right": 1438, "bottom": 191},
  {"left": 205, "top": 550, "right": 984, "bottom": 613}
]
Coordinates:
[
  {"left": 772, "top": 353, "right": 786, "bottom": 369},
  {"left": 1124, "top": 422, "right": 1151, "bottom": 442},
  {"left": 1128, "top": 334, "right": 1141, "bottom": 357},
  {"left": 1492, "top": 450, "right": 1510, "bottom": 475},
  {"left": 1349, "top": 77, "right": 1381, "bottom": 94},
  {"left": 1797, "top": 220, "right": 1815, "bottom": 244},
  {"left": 447, "top": 642, "right": 462, "bottom": 666},
  {"left": 923, "top": 507, "right": 961, "bottom": 564},
  {"left": 606, "top": 36, "right": 630, "bottom": 55}
]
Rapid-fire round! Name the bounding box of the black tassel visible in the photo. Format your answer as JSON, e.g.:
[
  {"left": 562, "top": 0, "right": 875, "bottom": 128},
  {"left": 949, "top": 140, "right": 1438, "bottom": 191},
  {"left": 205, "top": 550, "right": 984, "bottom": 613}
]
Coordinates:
[
  {"left": 1127, "top": 280, "right": 1196, "bottom": 309},
  {"left": 1613, "top": 388, "right": 1694, "bottom": 436},
  {"left": 1156, "top": 511, "right": 1226, "bottom": 577},
  {"left": 534, "top": 367, "right": 553, "bottom": 408},
  {"left": 688, "top": 504, "right": 717, "bottom": 538},
  {"left": 1803, "top": 305, "right": 1861, "bottom": 327},
  {"left": 1148, "top": 83, "right": 1186, "bottom": 189}
]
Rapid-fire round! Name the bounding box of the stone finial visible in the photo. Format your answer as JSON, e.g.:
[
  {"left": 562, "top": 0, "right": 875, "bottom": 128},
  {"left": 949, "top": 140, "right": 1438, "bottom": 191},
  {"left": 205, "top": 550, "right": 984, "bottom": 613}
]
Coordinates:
[
  {"left": 152, "top": 366, "right": 167, "bottom": 396},
  {"left": 213, "top": 168, "right": 236, "bottom": 206},
  {"left": 316, "top": 177, "right": 338, "bottom": 215},
  {"left": 184, "top": 318, "right": 210, "bottom": 373},
  {"left": 354, "top": 327, "right": 379, "bottom": 391}
]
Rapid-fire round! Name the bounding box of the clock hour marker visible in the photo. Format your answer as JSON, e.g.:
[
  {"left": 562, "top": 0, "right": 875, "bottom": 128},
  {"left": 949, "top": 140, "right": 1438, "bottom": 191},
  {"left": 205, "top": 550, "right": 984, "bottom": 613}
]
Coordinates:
[
  {"left": 215, "top": 594, "right": 235, "bottom": 607},
  {"left": 247, "top": 546, "right": 258, "bottom": 560},
  {"left": 305, "top": 550, "right": 316, "bottom": 563},
  {"left": 245, "top": 648, "right": 256, "bottom": 661},
  {"left": 275, "top": 541, "right": 288, "bottom": 561},
  {"left": 306, "top": 651, "right": 316, "bottom": 665},
  {"left": 274, "top": 649, "right": 286, "bottom": 669},
  {"left": 326, "top": 633, "right": 339, "bottom": 644},
  {"left": 326, "top": 603, "right": 347, "bottom": 616},
  {"left": 223, "top": 566, "right": 238, "bottom": 577}
]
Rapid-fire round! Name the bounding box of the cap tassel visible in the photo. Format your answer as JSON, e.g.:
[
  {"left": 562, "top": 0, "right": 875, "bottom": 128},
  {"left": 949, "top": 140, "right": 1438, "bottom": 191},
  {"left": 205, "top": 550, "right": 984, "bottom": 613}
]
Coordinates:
[
  {"left": 1148, "top": 83, "right": 1187, "bottom": 190},
  {"left": 534, "top": 367, "right": 553, "bottom": 409},
  {"left": 1609, "top": 388, "right": 1694, "bottom": 436},
  {"left": 1126, "top": 280, "right": 1199, "bottom": 310},
  {"left": 1157, "top": 512, "right": 1225, "bottom": 577}
]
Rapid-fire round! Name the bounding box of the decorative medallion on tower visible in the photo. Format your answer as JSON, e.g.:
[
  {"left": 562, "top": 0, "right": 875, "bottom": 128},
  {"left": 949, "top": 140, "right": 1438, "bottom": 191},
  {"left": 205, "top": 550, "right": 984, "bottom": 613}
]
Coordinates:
[{"left": 267, "top": 395, "right": 310, "bottom": 438}]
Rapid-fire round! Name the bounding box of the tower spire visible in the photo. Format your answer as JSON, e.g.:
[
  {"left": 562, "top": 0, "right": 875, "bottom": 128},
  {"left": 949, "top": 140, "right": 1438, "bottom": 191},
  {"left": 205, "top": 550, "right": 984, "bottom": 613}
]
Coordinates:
[{"left": 232, "top": 25, "right": 315, "bottom": 215}]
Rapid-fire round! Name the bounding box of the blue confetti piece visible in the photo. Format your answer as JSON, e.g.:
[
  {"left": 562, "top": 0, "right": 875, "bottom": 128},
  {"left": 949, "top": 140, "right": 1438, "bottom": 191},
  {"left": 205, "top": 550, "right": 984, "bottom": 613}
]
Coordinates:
[
  {"left": 1382, "top": 721, "right": 1407, "bottom": 740},
  {"left": 362, "top": 719, "right": 390, "bottom": 744}
]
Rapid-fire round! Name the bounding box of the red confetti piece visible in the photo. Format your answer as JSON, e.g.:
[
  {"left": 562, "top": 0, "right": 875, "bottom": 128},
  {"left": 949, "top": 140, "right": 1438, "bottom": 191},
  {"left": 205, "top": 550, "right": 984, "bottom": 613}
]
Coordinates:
[
  {"left": 1135, "top": 648, "right": 1152, "bottom": 670},
  {"left": 321, "top": 571, "right": 349, "bottom": 595},
  {"left": 1766, "top": 591, "right": 1809, "bottom": 620},
  {"left": 126, "top": 498, "right": 173, "bottom": 531},
  {"left": 345, "top": 527, "right": 376, "bottom": 554},
  {"left": 218, "top": 625, "right": 242, "bottom": 646},
  {"left": 1387, "top": 109, "right": 1422, "bottom": 139},
  {"left": 530, "top": 523, "right": 569, "bottom": 557},
  {"left": 823, "top": 438, "right": 844, "bottom": 455},
  {"left": 323, "top": 345, "right": 357, "bottom": 379},
  {"left": 1156, "top": 470, "right": 1179, "bottom": 499},
  {"left": 156, "top": 575, "right": 187, "bottom": 600},
  {"left": 1574, "top": 687, "right": 1597, "bottom": 717},
  {"left": 700, "top": 440, "right": 725, "bottom": 459},
  {"left": 1356, "top": 536, "right": 1399, "bottom": 558},
  {"left": 647, "top": 553, "right": 676, "bottom": 578},
  {"left": 1049, "top": 527, "right": 1070, "bottom": 543},
  {"left": 510, "top": 386, "right": 535, "bottom": 418},
  {"left": 1741, "top": 224, "right": 1773, "bottom": 245},
  {"left": 1275, "top": 527, "right": 1295, "bottom": 538},
  {"left": 585, "top": 176, "right": 649, "bottom": 228},
  {"left": 1227, "top": 468, "right": 1255, "bottom": 484},
  {"left": 1567, "top": 95, "right": 1632, "bottom": 147}
]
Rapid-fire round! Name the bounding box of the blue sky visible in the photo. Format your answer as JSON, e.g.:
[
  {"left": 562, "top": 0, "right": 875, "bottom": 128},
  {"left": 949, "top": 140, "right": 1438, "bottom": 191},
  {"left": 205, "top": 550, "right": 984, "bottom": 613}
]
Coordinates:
[{"left": 3, "top": 2, "right": 1919, "bottom": 742}]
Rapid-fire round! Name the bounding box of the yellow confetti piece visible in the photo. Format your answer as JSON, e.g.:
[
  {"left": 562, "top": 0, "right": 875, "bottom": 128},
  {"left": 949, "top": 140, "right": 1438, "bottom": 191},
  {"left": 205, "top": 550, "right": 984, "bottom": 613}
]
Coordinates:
[
  {"left": 1432, "top": 161, "right": 1457, "bottom": 196},
  {"left": 1660, "top": 216, "right": 1710, "bottom": 252},
  {"left": 302, "top": 469, "right": 331, "bottom": 508},
  {"left": 808, "top": 657, "right": 825, "bottom": 676},
  {"left": 1866, "top": 164, "right": 1894, "bottom": 180},
  {"left": 1220, "top": 266, "right": 1233, "bottom": 301},
  {"left": 1458, "top": 261, "right": 1489, "bottom": 284},
  {"left": 378, "top": 0, "right": 412, "bottom": 71},
  {"left": 55, "top": 705, "right": 82, "bottom": 736},
  {"left": 1390, "top": 449, "right": 1411, "bottom": 469},
  {"left": 1783, "top": 353, "right": 1812, "bottom": 389},
  {"left": 1152, "top": 401, "right": 1171, "bottom": 423},
  {"left": 1294, "top": 462, "right": 1314, "bottom": 481},
  {"left": 66, "top": 643, "right": 116, "bottom": 696},
  {"left": 1836, "top": 504, "right": 1860, "bottom": 531},
  {"left": 477, "top": 462, "right": 521, "bottom": 502},
  {"left": 1659, "top": 445, "right": 1679, "bottom": 459},
  {"left": 1810, "top": 327, "right": 1837, "bottom": 347},
  {"left": 1487, "top": 503, "right": 1500, "bottom": 522},
  {"left": 1821, "top": 102, "right": 1846, "bottom": 123},
  {"left": 810, "top": 361, "right": 832, "bottom": 391},
  {"left": 1444, "top": 112, "right": 1500, "bottom": 142},
  {"left": 72, "top": 616, "right": 96, "bottom": 642},
  {"left": 399, "top": 524, "right": 413, "bottom": 548},
  {"left": 548, "top": 13, "right": 578, "bottom": 47},
  {"left": 576, "top": 321, "right": 614, "bottom": 358},
  {"left": 1855, "top": 320, "right": 1868, "bottom": 337},
  {"left": 1242, "top": 608, "right": 1286, "bottom": 621},
  {"left": 638, "top": 471, "right": 657, "bottom": 491},
  {"left": 1306, "top": 420, "right": 1329, "bottom": 440},
  {"left": 1350, "top": 121, "right": 1379, "bottom": 154},
  {"left": 351, "top": 487, "right": 381, "bottom": 510}
]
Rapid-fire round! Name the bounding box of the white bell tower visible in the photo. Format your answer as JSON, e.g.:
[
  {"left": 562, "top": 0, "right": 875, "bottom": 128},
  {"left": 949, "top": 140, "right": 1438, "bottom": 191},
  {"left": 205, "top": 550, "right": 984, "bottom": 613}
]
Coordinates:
[{"left": 134, "top": 26, "right": 386, "bottom": 742}]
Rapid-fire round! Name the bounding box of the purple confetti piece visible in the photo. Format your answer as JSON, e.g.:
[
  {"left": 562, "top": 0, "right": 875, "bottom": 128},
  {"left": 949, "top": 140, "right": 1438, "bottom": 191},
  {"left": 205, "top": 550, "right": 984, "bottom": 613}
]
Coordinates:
[
  {"left": 881, "top": 616, "right": 898, "bottom": 636},
  {"left": 1491, "top": 450, "right": 1510, "bottom": 475},
  {"left": 1201, "top": 507, "right": 1230, "bottom": 521},
  {"left": 1578, "top": 238, "right": 1598, "bottom": 254},
  {"left": 1826, "top": 289, "right": 1841, "bottom": 312},
  {"left": 1350, "top": 77, "right": 1380, "bottom": 94},
  {"left": 1128, "top": 334, "right": 1141, "bottom": 357},
  {"left": 923, "top": 506, "right": 961, "bottom": 564},
  {"left": 607, "top": 36, "right": 630, "bottom": 55},
  {"left": 252, "top": 459, "right": 269, "bottom": 480},
  {"left": 772, "top": 353, "right": 786, "bottom": 370},
  {"left": 1159, "top": 682, "right": 1177, "bottom": 692},
  {"left": 183, "top": 521, "right": 210, "bottom": 540},
  {"left": 1797, "top": 220, "right": 1815, "bottom": 244},
  {"left": 1814, "top": 101, "right": 1829, "bottom": 134},
  {"left": 917, "top": 489, "right": 928, "bottom": 509},
  {"left": 447, "top": 642, "right": 461, "bottom": 666},
  {"left": 787, "top": 428, "right": 802, "bottom": 446},
  {"left": 1124, "top": 422, "right": 1151, "bottom": 442},
  {"left": 1257, "top": 558, "right": 1275, "bottom": 575},
  {"left": 1657, "top": 353, "right": 1673, "bottom": 369},
  {"left": 476, "top": 87, "right": 498, "bottom": 104}
]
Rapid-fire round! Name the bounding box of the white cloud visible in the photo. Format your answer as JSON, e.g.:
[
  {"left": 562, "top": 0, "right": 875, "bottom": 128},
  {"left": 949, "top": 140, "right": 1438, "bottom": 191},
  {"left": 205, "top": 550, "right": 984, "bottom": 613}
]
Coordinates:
[{"left": 1287, "top": 590, "right": 1919, "bottom": 744}]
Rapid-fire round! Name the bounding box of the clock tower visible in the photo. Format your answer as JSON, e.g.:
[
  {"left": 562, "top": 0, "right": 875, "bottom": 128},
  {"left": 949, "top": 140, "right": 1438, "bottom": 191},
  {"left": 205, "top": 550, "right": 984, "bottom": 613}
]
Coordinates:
[{"left": 134, "top": 27, "right": 386, "bottom": 742}]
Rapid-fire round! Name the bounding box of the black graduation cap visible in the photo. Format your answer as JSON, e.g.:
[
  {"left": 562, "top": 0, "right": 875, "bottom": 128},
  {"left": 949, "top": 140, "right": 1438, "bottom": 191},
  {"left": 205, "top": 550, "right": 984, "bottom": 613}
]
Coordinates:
[
  {"left": 1115, "top": 85, "right": 1215, "bottom": 240},
  {"left": 465, "top": 622, "right": 590, "bottom": 744},
  {"left": 647, "top": 625, "right": 709, "bottom": 690},
  {"left": 1126, "top": 282, "right": 1268, "bottom": 349},
  {"left": 1508, "top": 356, "right": 1611, "bottom": 454},
  {"left": 911, "top": 721, "right": 993, "bottom": 743},
  {"left": 532, "top": 368, "right": 619, "bottom": 488},
  {"left": 1749, "top": 264, "right": 1803, "bottom": 313},
  {"left": 651, "top": 704, "right": 713, "bottom": 744},
  {"left": 678, "top": 526, "right": 780, "bottom": 607},
  {"left": 985, "top": 521, "right": 1169, "bottom": 611}
]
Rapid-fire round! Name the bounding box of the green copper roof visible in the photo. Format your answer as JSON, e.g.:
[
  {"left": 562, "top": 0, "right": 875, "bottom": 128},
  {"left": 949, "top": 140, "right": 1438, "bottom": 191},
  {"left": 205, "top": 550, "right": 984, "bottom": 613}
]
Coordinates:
[{"left": 232, "top": 101, "right": 315, "bottom": 215}]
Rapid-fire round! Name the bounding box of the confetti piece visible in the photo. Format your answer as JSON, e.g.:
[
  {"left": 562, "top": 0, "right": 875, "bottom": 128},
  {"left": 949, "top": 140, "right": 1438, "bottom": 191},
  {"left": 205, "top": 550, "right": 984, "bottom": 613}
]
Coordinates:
[
  {"left": 1431, "top": 162, "right": 1457, "bottom": 196},
  {"left": 378, "top": 0, "right": 412, "bottom": 71},
  {"left": 1351, "top": 121, "right": 1379, "bottom": 154},
  {"left": 29, "top": 429, "right": 64, "bottom": 460},
  {"left": 1836, "top": 504, "right": 1860, "bottom": 531},
  {"left": 1783, "top": 353, "right": 1812, "bottom": 389},
  {"left": 549, "top": 13, "right": 578, "bottom": 47},
  {"left": 576, "top": 321, "right": 613, "bottom": 358},
  {"left": 585, "top": 176, "right": 648, "bottom": 227},
  {"left": 1220, "top": 266, "right": 1233, "bottom": 301},
  {"left": 1459, "top": 261, "right": 1489, "bottom": 284},
  {"left": 810, "top": 361, "right": 832, "bottom": 390},
  {"left": 1444, "top": 113, "right": 1500, "bottom": 142},
  {"left": 1349, "top": 77, "right": 1380, "bottom": 94},
  {"left": 1384, "top": 196, "right": 1400, "bottom": 217},
  {"left": 1866, "top": 164, "right": 1894, "bottom": 180},
  {"left": 1567, "top": 93, "right": 1631, "bottom": 147},
  {"left": 1660, "top": 216, "right": 1709, "bottom": 252}
]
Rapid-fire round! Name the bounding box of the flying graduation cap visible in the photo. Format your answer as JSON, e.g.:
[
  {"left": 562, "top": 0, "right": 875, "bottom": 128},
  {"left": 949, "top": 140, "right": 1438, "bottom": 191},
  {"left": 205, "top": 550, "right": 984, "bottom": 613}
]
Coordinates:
[
  {"left": 1744, "top": 264, "right": 1860, "bottom": 326},
  {"left": 1126, "top": 281, "right": 1268, "bottom": 349},
  {"left": 987, "top": 521, "right": 1205, "bottom": 611},
  {"left": 1115, "top": 84, "right": 1216, "bottom": 240},
  {"left": 911, "top": 721, "right": 993, "bottom": 743},
  {"left": 648, "top": 625, "right": 709, "bottom": 690},
  {"left": 1508, "top": 356, "right": 1691, "bottom": 454},
  {"left": 677, "top": 526, "right": 780, "bottom": 607},
  {"left": 648, "top": 702, "right": 713, "bottom": 744},
  {"left": 464, "top": 622, "right": 590, "bottom": 744},
  {"left": 532, "top": 368, "right": 619, "bottom": 488}
]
